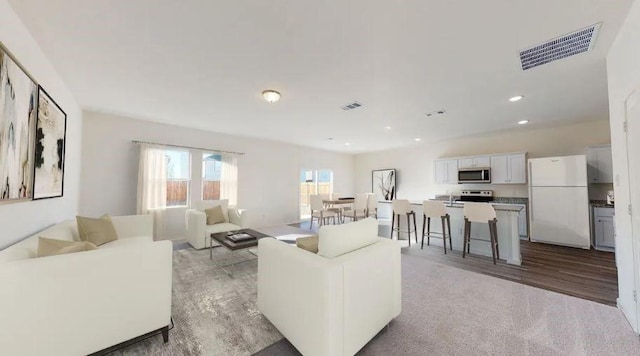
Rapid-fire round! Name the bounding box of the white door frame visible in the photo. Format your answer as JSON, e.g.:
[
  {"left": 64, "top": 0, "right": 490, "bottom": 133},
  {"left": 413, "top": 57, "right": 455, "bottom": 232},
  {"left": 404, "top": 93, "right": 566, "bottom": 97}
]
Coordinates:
[{"left": 624, "top": 89, "right": 640, "bottom": 332}]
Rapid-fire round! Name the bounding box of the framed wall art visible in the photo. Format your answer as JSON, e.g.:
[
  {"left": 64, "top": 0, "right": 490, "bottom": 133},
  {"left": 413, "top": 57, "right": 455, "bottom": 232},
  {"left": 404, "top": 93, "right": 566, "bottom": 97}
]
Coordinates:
[
  {"left": 0, "top": 43, "right": 38, "bottom": 203},
  {"left": 33, "top": 86, "right": 66, "bottom": 200},
  {"left": 372, "top": 169, "right": 396, "bottom": 201}
]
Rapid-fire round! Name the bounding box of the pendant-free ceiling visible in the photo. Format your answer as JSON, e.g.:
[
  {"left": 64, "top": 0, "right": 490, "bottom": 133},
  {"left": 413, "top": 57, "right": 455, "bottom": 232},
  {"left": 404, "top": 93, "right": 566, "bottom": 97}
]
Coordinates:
[{"left": 262, "top": 90, "right": 281, "bottom": 103}]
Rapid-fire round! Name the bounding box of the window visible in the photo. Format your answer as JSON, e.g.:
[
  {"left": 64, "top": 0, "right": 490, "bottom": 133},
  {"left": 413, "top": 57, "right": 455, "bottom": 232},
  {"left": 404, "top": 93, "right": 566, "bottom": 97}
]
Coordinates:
[
  {"left": 165, "top": 150, "right": 191, "bottom": 207},
  {"left": 202, "top": 153, "right": 222, "bottom": 200}
]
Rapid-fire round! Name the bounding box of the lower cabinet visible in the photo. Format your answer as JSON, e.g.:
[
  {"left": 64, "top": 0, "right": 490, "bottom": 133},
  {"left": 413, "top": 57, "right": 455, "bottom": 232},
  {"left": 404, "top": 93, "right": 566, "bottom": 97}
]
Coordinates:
[
  {"left": 593, "top": 207, "right": 615, "bottom": 250},
  {"left": 517, "top": 206, "right": 528, "bottom": 239}
]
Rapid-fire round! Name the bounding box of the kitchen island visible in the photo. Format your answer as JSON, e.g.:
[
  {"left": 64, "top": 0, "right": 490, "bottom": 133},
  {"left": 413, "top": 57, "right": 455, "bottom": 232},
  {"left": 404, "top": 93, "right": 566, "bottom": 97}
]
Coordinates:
[{"left": 378, "top": 201, "right": 523, "bottom": 265}]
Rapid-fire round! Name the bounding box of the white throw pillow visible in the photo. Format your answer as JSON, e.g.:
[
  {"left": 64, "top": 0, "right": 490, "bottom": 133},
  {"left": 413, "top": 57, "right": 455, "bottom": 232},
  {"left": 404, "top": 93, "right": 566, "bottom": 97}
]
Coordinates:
[
  {"left": 318, "top": 217, "right": 379, "bottom": 258},
  {"left": 195, "top": 199, "right": 229, "bottom": 222}
]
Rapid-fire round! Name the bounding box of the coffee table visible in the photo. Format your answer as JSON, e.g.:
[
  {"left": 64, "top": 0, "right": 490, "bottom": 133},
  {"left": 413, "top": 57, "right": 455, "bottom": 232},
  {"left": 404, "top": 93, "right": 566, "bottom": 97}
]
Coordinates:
[{"left": 209, "top": 226, "right": 315, "bottom": 277}]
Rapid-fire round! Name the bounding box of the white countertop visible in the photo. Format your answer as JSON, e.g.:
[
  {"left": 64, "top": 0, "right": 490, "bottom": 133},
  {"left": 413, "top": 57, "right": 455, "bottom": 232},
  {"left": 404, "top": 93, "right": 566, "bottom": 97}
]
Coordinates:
[{"left": 378, "top": 200, "right": 524, "bottom": 212}]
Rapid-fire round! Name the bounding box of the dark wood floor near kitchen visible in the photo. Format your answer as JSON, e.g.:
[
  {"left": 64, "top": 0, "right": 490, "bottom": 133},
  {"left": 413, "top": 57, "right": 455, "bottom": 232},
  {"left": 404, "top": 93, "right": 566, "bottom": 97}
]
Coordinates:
[
  {"left": 405, "top": 238, "right": 618, "bottom": 306},
  {"left": 293, "top": 221, "right": 618, "bottom": 306}
]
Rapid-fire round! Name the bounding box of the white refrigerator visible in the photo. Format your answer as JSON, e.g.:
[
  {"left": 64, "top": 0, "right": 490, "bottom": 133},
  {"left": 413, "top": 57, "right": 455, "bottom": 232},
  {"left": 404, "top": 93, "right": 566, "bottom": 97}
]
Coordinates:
[{"left": 528, "top": 155, "right": 591, "bottom": 249}]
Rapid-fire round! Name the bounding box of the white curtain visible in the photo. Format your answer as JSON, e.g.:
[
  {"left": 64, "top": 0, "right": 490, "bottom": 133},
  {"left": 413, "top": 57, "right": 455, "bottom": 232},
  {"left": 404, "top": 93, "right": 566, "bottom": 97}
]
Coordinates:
[
  {"left": 136, "top": 144, "right": 167, "bottom": 238},
  {"left": 220, "top": 153, "right": 238, "bottom": 206}
]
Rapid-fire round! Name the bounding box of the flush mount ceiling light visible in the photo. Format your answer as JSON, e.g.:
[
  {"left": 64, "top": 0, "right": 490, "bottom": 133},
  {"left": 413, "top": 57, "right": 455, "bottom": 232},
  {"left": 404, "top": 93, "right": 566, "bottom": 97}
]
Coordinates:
[
  {"left": 518, "top": 120, "right": 529, "bottom": 125},
  {"left": 414, "top": 138, "right": 422, "bottom": 142},
  {"left": 345, "top": 142, "right": 351, "bottom": 146},
  {"left": 509, "top": 95, "right": 524, "bottom": 102},
  {"left": 262, "top": 90, "right": 281, "bottom": 103},
  {"left": 384, "top": 126, "right": 392, "bottom": 130}
]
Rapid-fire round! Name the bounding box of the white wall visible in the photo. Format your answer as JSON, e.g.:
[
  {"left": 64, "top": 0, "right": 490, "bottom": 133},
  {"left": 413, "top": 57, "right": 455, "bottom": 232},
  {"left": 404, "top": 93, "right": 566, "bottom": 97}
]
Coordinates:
[
  {"left": 354, "top": 120, "right": 611, "bottom": 200},
  {"left": 0, "top": 0, "right": 81, "bottom": 249},
  {"left": 79, "top": 111, "right": 354, "bottom": 239},
  {"left": 607, "top": 0, "right": 640, "bottom": 333}
]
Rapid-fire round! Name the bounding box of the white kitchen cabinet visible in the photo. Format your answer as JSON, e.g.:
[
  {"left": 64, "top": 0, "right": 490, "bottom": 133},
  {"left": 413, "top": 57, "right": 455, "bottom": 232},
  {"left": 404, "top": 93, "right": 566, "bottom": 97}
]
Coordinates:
[
  {"left": 458, "top": 156, "right": 491, "bottom": 169},
  {"left": 434, "top": 159, "right": 459, "bottom": 184},
  {"left": 593, "top": 206, "right": 615, "bottom": 250},
  {"left": 490, "top": 153, "right": 526, "bottom": 184},
  {"left": 587, "top": 145, "right": 613, "bottom": 184}
]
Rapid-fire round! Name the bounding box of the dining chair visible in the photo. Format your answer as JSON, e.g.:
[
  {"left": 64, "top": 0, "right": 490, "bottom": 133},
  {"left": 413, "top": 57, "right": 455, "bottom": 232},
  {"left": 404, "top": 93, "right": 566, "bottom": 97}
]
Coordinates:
[
  {"left": 310, "top": 194, "right": 337, "bottom": 229},
  {"left": 343, "top": 193, "right": 368, "bottom": 222}
]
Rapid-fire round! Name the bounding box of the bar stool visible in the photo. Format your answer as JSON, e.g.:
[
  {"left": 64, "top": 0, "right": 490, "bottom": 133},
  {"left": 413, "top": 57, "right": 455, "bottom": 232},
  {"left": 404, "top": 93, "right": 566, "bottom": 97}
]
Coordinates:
[
  {"left": 462, "top": 202, "right": 499, "bottom": 264},
  {"left": 391, "top": 199, "right": 418, "bottom": 245},
  {"left": 421, "top": 200, "right": 452, "bottom": 254}
]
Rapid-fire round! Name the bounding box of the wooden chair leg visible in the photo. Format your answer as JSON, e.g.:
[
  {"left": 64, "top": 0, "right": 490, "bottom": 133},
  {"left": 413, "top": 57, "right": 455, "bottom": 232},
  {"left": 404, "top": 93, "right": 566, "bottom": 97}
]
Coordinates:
[
  {"left": 427, "top": 217, "right": 431, "bottom": 246},
  {"left": 447, "top": 215, "right": 453, "bottom": 250},
  {"left": 441, "top": 216, "right": 447, "bottom": 254},
  {"left": 406, "top": 214, "right": 411, "bottom": 246},
  {"left": 396, "top": 214, "right": 401, "bottom": 242},
  {"left": 421, "top": 215, "right": 426, "bottom": 249},
  {"left": 390, "top": 214, "right": 395, "bottom": 239},
  {"left": 412, "top": 212, "right": 418, "bottom": 243}
]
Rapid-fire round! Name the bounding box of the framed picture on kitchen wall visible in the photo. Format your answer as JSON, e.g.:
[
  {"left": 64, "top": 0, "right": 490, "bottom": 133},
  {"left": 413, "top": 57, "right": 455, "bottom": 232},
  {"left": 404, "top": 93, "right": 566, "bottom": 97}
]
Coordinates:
[
  {"left": 0, "top": 42, "right": 38, "bottom": 203},
  {"left": 32, "top": 86, "right": 67, "bottom": 200},
  {"left": 372, "top": 169, "right": 396, "bottom": 201}
]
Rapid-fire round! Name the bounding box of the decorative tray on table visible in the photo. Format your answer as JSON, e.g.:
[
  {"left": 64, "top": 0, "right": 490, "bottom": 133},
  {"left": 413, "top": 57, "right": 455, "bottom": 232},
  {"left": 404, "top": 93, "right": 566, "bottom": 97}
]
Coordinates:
[{"left": 225, "top": 232, "right": 256, "bottom": 242}]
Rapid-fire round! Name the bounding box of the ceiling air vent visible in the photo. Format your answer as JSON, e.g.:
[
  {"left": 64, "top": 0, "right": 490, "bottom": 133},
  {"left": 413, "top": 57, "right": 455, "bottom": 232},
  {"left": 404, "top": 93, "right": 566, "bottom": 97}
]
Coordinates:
[
  {"left": 341, "top": 101, "right": 363, "bottom": 111},
  {"left": 519, "top": 23, "right": 601, "bottom": 71}
]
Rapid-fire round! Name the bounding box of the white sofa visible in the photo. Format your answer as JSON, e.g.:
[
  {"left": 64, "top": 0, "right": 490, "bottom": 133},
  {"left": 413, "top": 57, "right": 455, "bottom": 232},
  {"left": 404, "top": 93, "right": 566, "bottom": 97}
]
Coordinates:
[
  {"left": 185, "top": 199, "right": 248, "bottom": 249},
  {"left": 257, "top": 218, "right": 401, "bottom": 356},
  {"left": 0, "top": 215, "right": 173, "bottom": 356}
]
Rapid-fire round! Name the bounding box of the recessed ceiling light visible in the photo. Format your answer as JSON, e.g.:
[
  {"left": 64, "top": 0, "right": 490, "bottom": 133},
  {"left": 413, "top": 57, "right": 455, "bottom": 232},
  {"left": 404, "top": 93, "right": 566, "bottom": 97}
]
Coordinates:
[
  {"left": 384, "top": 126, "right": 391, "bottom": 130},
  {"left": 509, "top": 95, "right": 524, "bottom": 102},
  {"left": 414, "top": 138, "right": 421, "bottom": 142},
  {"left": 345, "top": 142, "right": 351, "bottom": 146},
  {"left": 518, "top": 120, "right": 529, "bottom": 125},
  {"left": 262, "top": 90, "right": 281, "bottom": 103}
]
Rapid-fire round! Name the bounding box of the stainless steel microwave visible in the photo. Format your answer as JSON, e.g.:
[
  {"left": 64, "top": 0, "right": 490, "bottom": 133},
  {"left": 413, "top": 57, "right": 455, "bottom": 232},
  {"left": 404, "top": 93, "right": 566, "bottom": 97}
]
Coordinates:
[{"left": 458, "top": 167, "right": 491, "bottom": 184}]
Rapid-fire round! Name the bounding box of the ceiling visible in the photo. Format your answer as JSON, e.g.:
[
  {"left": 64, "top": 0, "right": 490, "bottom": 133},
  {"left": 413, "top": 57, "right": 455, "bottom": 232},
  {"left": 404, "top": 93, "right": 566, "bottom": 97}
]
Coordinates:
[{"left": 8, "top": 0, "right": 634, "bottom": 153}]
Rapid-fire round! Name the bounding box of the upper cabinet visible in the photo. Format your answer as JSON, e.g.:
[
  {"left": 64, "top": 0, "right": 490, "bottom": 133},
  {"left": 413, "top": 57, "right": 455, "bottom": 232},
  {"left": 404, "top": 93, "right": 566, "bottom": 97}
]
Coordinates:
[
  {"left": 490, "top": 153, "right": 527, "bottom": 184},
  {"left": 434, "top": 153, "right": 526, "bottom": 185},
  {"left": 587, "top": 145, "right": 613, "bottom": 184},
  {"left": 434, "top": 159, "right": 459, "bottom": 184},
  {"left": 458, "top": 156, "right": 491, "bottom": 169}
]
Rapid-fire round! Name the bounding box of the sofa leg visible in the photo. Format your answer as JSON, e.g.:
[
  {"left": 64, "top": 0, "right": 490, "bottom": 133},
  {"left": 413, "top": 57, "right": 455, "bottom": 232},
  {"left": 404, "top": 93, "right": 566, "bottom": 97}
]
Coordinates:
[{"left": 161, "top": 326, "right": 169, "bottom": 343}]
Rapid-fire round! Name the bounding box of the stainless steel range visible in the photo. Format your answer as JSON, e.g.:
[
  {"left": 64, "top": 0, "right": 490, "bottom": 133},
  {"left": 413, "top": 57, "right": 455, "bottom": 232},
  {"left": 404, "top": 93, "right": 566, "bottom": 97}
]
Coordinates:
[{"left": 459, "top": 190, "right": 494, "bottom": 202}]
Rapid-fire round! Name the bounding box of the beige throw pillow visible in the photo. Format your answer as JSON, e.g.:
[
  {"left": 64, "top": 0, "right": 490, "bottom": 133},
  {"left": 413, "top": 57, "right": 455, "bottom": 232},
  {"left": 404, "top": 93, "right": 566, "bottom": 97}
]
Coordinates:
[
  {"left": 76, "top": 215, "right": 119, "bottom": 246},
  {"left": 37, "top": 237, "right": 97, "bottom": 258},
  {"left": 296, "top": 235, "right": 319, "bottom": 254},
  {"left": 205, "top": 206, "right": 226, "bottom": 225}
]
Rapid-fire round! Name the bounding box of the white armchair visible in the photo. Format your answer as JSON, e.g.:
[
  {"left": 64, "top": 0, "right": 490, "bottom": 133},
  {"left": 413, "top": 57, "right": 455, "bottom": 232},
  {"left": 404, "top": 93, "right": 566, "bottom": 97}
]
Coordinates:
[
  {"left": 185, "top": 199, "right": 248, "bottom": 249},
  {"left": 258, "top": 218, "right": 401, "bottom": 356}
]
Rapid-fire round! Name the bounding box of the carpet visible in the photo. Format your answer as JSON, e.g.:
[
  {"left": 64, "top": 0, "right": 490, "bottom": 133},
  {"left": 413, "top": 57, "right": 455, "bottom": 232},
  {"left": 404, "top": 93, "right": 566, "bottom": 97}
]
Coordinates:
[
  {"left": 110, "top": 247, "right": 281, "bottom": 355},
  {"left": 111, "top": 244, "right": 640, "bottom": 355},
  {"left": 256, "top": 252, "right": 640, "bottom": 356}
]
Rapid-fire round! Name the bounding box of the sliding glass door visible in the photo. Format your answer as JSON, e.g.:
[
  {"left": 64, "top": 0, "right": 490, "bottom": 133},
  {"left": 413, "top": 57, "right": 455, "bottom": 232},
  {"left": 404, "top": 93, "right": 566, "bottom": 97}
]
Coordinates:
[{"left": 299, "top": 169, "right": 333, "bottom": 219}]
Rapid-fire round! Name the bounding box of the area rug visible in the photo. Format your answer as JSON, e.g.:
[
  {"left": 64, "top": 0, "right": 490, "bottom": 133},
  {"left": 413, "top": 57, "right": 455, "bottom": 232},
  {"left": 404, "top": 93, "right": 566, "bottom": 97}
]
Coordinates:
[{"left": 110, "top": 246, "right": 281, "bottom": 355}]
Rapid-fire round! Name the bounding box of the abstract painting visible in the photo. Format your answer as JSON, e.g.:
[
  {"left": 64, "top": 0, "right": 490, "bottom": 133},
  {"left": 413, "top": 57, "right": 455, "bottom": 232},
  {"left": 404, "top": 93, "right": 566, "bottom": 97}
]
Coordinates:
[
  {"left": 33, "top": 86, "right": 66, "bottom": 200},
  {"left": 372, "top": 169, "right": 396, "bottom": 201},
  {"left": 0, "top": 45, "right": 38, "bottom": 202}
]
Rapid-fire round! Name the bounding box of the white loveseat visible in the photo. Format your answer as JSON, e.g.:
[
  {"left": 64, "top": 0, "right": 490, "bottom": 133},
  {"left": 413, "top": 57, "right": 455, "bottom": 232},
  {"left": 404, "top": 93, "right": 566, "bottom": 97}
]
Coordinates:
[
  {"left": 258, "top": 218, "right": 401, "bottom": 356},
  {"left": 0, "top": 215, "right": 173, "bottom": 356},
  {"left": 185, "top": 199, "right": 248, "bottom": 249}
]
